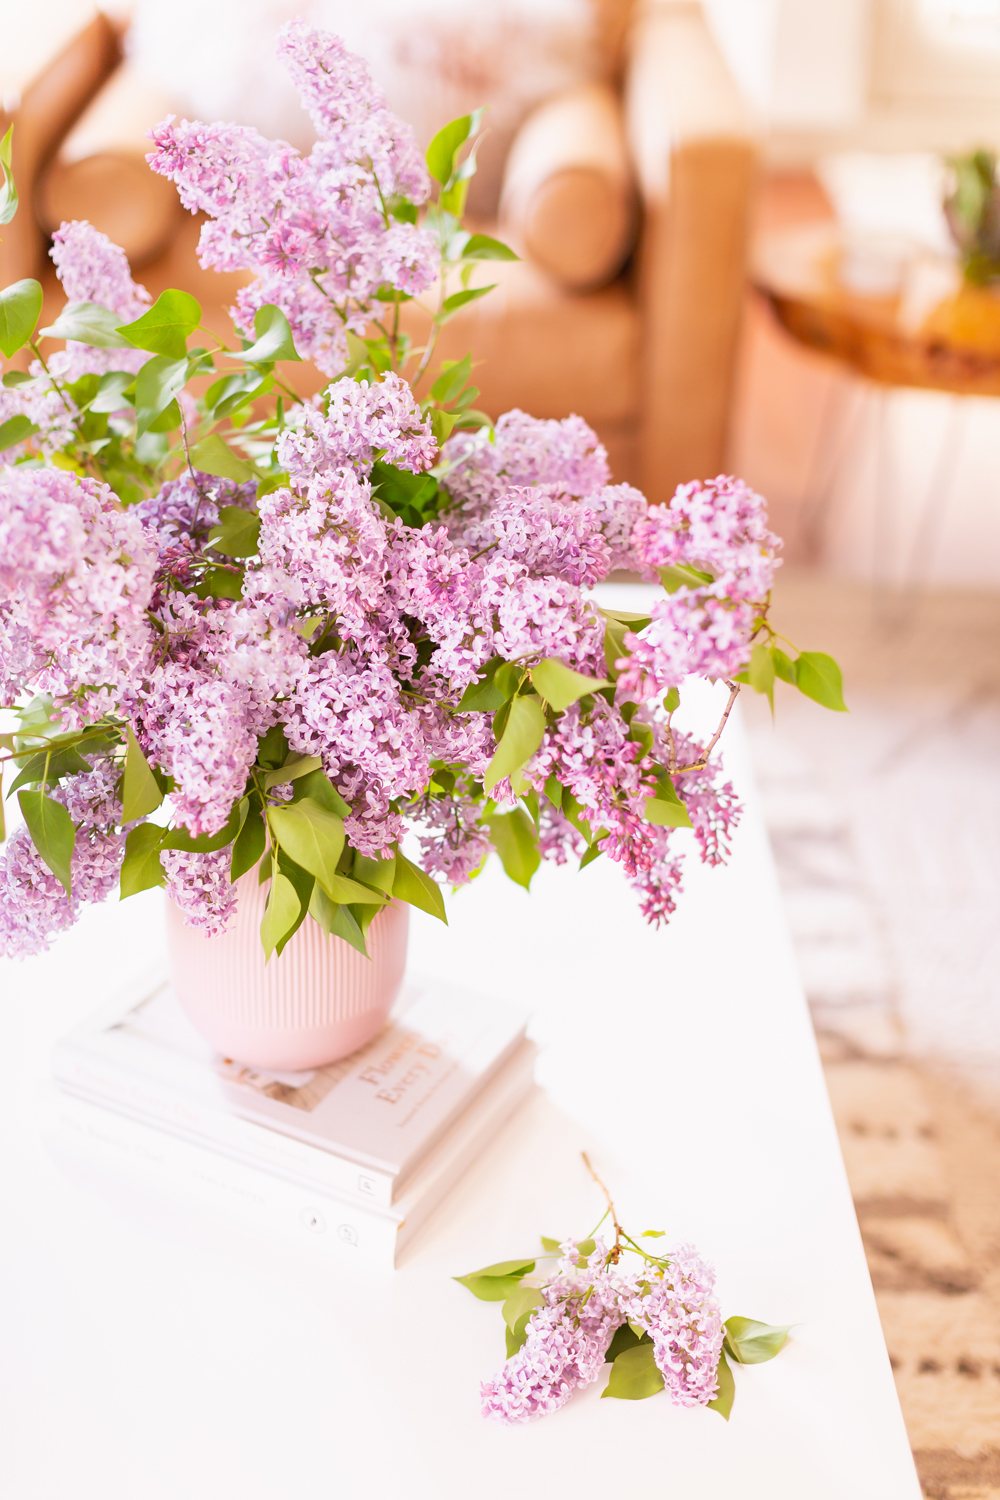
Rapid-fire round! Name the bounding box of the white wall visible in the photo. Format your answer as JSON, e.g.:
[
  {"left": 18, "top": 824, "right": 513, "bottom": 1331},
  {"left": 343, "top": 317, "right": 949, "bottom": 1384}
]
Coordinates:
[{"left": 704, "top": 0, "right": 871, "bottom": 129}]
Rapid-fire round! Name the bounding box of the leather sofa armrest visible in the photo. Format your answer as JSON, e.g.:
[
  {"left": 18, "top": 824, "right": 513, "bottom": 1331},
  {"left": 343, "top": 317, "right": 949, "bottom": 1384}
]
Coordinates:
[
  {"left": 0, "top": 12, "right": 125, "bottom": 286},
  {"left": 624, "top": 0, "right": 760, "bottom": 503},
  {"left": 500, "top": 83, "right": 636, "bottom": 292}
]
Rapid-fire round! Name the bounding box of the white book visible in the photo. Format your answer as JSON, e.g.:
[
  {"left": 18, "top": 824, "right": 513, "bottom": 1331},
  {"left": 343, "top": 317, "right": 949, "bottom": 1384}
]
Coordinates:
[
  {"left": 40, "top": 1037, "right": 537, "bottom": 1270},
  {"left": 52, "top": 973, "right": 528, "bottom": 1210}
]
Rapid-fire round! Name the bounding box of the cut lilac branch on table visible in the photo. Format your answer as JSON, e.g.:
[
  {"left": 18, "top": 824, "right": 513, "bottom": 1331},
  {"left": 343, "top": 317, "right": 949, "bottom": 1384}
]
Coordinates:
[
  {"left": 0, "top": 19, "right": 842, "bottom": 963},
  {"left": 457, "top": 1157, "right": 790, "bottom": 1424}
]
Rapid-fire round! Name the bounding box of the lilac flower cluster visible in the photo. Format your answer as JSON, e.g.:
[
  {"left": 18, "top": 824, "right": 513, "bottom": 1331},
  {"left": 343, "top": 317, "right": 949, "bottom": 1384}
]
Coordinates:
[
  {"left": 0, "top": 21, "right": 783, "bottom": 958},
  {"left": 481, "top": 1238, "right": 722, "bottom": 1424},
  {"left": 146, "top": 19, "right": 436, "bottom": 374}
]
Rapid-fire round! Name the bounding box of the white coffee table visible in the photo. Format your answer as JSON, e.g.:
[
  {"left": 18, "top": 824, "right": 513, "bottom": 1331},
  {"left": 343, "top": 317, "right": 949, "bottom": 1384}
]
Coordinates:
[{"left": 0, "top": 597, "right": 919, "bottom": 1500}]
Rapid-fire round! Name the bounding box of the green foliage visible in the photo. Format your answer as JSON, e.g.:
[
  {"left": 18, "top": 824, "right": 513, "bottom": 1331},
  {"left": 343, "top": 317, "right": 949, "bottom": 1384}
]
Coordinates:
[
  {"left": 605, "top": 1323, "right": 648, "bottom": 1363},
  {"left": 0, "top": 414, "right": 38, "bottom": 451},
  {"left": 453, "top": 1258, "right": 535, "bottom": 1301},
  {"left": 463, "top": 233, "right": 518, "bottom": 262},
  {"left": 162, "top": 801, "right": 241, "bottom": 853},
  {"left": 723, "top": 1317, "right": 791, "bottom": 1365},
  {"left": 370, "top": 460, "right": 443, "bottom": 528},
  {"left": 437, "top": 284, "right": 495, "bottom": 324},
  {"left": 601, "top": 1341, "right": 664, "bottom": 1400},
  {"left": 600, "top": 608, "right": 651, "bottom": 680},
  {"left": 707, "top": 1349, "right": 735, "bottom": 1420},
  {"left": 393, "top": 850, "right": 447, "bottom": 922},
  {"left": 18, "top": 789, "right": 75, "bottom": 894},
  {"left": 122, "top": 729, "right": 164, "bottom": 822},
  {"left": 260, "top": 868, "right": 303, "bottom": 960},
  {"left": 117, "top": 289, "right": 201, "bottom": 359},
  {"left": 458, "top": 659, "right": 507, "bottom": 712},
  {"left": 189, "top": 435, "right": 257, "bottom": 484},
  {"left": 0, "top": 124, "right": 18, "bottom": 226},
  {"left": 644, "top": 770, "right": 693, "bottom": 830},
  {"left": 40, "top": 302, "right": 131, "bottom": 349},
  {"left": 426, "top": 112, "right": 483, "bottom": 188},
  {"left": 231, "top": 799, "right": 266, "bottom": 880},
  {"left": 267, "top": 798, "right": 346, "bottom": 898},
  {"left": 263, "top": 752, "right": 323, "bottom": 789},
  {"left": 794, "top": 651, "right": 847, "bottom": 712},
  {"left": 0, "top": 279, "right": 43, "bottom": 358},
  {"left": 484, "top": 694, "right": 547, "bottom": 796},
  {"left": 134, "top": 355, "right": 188, "bottom": 437},
  {"left": 207, "top": 504, "right": 261, "bottom": 557},
  {"left": 119, "top": 823, "right": 167, "bottom": 898},
  {"left": 658, "top": 562, "right": 713, "bottom": 593},
  {"left": 530, "top": 658, "right": 609, "bottom": 712},
  {"left": 235, "top": 304, "right": 303, "bottom": 365},
  {"left": 748, "top": 641, "right": 775, "bottom": 706},
  {"left": 945, "top": 150, "right": 1000, "bottom": 284},
  {"left": 487, "top": 806, "right": 540, "bottom": 889}
]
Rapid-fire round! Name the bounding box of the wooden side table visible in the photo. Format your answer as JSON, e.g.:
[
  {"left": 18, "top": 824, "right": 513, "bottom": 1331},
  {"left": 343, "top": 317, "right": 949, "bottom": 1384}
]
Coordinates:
[{"left": 753, "top": 224, "right": 1000, "bottom": 613}]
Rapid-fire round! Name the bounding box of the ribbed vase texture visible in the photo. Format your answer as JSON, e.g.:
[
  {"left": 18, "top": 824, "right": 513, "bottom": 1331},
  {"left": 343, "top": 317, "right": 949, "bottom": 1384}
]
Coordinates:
[{"left": 166, "top": 873, "right": 409, "bottom": 1070}]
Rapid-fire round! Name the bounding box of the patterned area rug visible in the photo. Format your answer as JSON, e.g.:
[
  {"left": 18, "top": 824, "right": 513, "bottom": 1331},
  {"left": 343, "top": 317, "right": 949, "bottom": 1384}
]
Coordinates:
[{"left": 743, "top": 572, "right": 1000, "bottom": 1499}]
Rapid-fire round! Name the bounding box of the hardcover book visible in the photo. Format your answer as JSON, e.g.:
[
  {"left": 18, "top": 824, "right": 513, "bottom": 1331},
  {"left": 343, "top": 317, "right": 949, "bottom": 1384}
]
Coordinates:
[{"left": 52, "top": 974, "right": 529, "bottom": 1209}]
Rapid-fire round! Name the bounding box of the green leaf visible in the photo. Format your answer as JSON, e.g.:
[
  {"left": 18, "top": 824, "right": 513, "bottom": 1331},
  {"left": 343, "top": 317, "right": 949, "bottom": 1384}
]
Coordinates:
[
  {"left": 207, "top": 503, "right": 261, "bottom": 558},
  {"left": 663, "top": 686, "right": 680, "bottom": 713},
  {"left": 487, "top": 806, "right": 540, "bottom": 890},
  {"left": 190, "top": 436, "right": 257, "bottom": 485},
  {"left": 502, "top": 1285, "right": 544, "bottom": 1332},
  {"left": 463, "top": 233, "right": 518, "bottom": 262},
  {"left": 724, "top": 1316, "right": 792, "bottom": 1365},
  {"left": 263, "top": 753, "right": 324, "bottom": 790},
  {"left": 430, "top": 353, "right": 472, "bottom": 404},
  {"left": 352, "top": 852, "right": 396, "bottom": 895},
  {"left": 484, "top": 694, "right": 547, "bottom": 796},
  {"left": 162, "top": 802, "right": 241, "bottom": 853},
  {"left": 267, "top": 799, "right": 345, "bottom": 898},
  {"left": 540, "top": 1236, "right": 561, "bottom": 1253},
  {"left": 256, "top": 724, "right": 289, "bottom": 769},
  {"left": 134, "top": 355, "right": 188, "bottom": 438},
  {"left": 658, "top": 562, "right": 713, "bottom": 594},
  {"left": 771, "top": 647, "right": 796, "bottom": 685},
  {"left": 289, "top": 768, "right": 351, "bottom": 818},
  {"left": 234, "top": 304, "right": 302, "bottom": 366},
  {"left": 8, "top": 746, "right": 92, "bottom": 795},
  {"left": 644, "top": 770, "right": 692, "bottom": 829},
  {"left": 707, "top": 1349, "right": 735, "bottom": 1420},
  {"left": 438, "top": 284, "right": 495, "bottom": 320},
  {"left": 601, "top": 1341, "right": 664, "bottom": 1400},
  {"left": 605, "top": 1324, "right": 649, "bottom": 1363},
  {"left": 0, "top": 279, "right": 43, "bottom": 358},
  {"left": 794, "top": 652, "right": 847, "bottom": 712},
  {"left": 117, "top": 288, "right": 201, "bottom": 359},
  {"left": 457, "top": 657, "right": 506, "bottom": 712},
  {"left": 530, "top": 658, "right": 610, "bottom": 712},
  {"left": 601, "top": 610, "right": 651, "bottom": 680},
  {"left": 119, "top": 823, "right": 166, "bottom": 898},
  {"left": 453, "top": 1257, "right": 535, "bottom": 1300},
  {"left": 426, "top": 114, "right": 475, "bottom": 186},
  {"left": 641, "top": 1229, "right": 666, "bottom": 1238},
  {"left": 18, "top": 789, "right": 75, "bottom": 895},
  {"left": 308, "top": 886, "right": 370, "bottom": 957},
  {"left": 0, "top": 123, "right": 18, "bottom": 225},
  {"left": 231, "top": 801, "right": 266, "bottom": 881},
  {"left": 392, "top": 850, "right": 447, "bottom": 923},
  {"left": 39, "top": 301, "right": 130, "bottom": 349},
  {"left": 430, "top": 407, "right": 457, "bottom": 445},
  {"left": 0, "top": 414, "right": 38, "bottom": 452},
  {"left": 121, "top": 729, "right": 163, "bottom": 821},
  {"left": 260, "top": 870, "right": 302, "bottom": 961},
  {"left": 89, "top": 370, "right": 135, "bottom": 412},
  {"left": 748, "top": 641, "right": 775, "bottom": 705},
  {"left": 579, "top": 841, "right": 603, "bottom": 870},
  {"left": 205, "top": 369, "right": 272, "bottom": 419}
]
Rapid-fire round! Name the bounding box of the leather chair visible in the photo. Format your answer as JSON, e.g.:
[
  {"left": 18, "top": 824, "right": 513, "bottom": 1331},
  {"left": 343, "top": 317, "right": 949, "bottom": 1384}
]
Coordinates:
[{"left": 1, "top": 1, "right": 758, "bottom": 504}]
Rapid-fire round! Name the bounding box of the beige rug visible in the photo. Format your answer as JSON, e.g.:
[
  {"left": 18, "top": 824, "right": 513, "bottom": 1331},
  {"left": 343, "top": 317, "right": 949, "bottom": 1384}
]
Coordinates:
[{"left": 743, "top": 571, "right": 1000, "bottom": 1498}]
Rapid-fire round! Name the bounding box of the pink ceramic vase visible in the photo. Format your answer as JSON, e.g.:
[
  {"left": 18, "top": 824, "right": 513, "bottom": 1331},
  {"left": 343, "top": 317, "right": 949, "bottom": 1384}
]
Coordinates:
[{"left": 165, "top": 873, "right": 409, "bottom": 1070}]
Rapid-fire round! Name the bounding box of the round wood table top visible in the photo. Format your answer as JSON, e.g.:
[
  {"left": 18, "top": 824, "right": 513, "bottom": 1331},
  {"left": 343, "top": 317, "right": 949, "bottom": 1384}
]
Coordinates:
[{"left": 754, "top": 223, "right": 1000, "bottom": 396}]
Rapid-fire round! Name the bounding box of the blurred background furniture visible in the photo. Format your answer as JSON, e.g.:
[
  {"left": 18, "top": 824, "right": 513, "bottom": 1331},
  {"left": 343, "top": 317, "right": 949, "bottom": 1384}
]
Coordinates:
[{"left": 0, "top": 0, "right": 759, "bottom": 505}]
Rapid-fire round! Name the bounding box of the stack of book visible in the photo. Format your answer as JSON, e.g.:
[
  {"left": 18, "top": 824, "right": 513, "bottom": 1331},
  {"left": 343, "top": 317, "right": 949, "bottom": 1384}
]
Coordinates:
[{"left": 43, "top": 974, "right": 535, "bottom": 1269}]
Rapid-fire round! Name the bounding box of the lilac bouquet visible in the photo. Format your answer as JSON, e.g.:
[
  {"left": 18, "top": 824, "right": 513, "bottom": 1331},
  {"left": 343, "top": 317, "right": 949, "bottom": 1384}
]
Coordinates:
[
  {"left": 0, "top": 22, "right": 844, "bottom": 962},
  {"left": 457, "top": 1158, "right": 790, "bottom": 1423}
]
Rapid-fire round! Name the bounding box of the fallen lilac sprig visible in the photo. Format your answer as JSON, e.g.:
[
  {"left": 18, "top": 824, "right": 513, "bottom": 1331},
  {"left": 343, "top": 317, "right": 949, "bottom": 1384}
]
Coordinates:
[{"left": 455, "top": 1155, "right": 790, "bottom": 1424}]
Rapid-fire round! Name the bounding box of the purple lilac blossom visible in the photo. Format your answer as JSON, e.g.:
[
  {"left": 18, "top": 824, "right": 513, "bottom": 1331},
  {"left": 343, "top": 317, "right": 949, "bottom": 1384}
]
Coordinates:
[
  {"left": 146, "top": 23, "right": 436, "bottom": 375},
  {"left": 276, "top": 373, "right": 436, "bottom": 481},
  {"left": 481, "top": 1241, "right": 626, "bottom": 1424},
  {"left": 0, "top": 761, "right": 124, "bottom": 959},
  {"left": 161, "top": 849, "right": 238, "bottom": 935},
  {"left": 619, "top": 1246, "right": 724, "bottom": 1407},
  {"left": 48, "top": 220, "right": 151, "bottom": 380}
]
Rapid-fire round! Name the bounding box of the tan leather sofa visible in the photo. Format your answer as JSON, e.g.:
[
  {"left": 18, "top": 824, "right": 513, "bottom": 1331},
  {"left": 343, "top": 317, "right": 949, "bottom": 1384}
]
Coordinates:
[{"left": 0, "top": 1, "right": 757, "bottom": 504}]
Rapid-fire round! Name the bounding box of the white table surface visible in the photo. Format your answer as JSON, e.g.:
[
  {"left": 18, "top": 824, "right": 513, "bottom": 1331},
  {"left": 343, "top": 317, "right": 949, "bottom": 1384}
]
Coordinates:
[{"left": 0, "top": 598, "right": 920, "bottom": 1500}]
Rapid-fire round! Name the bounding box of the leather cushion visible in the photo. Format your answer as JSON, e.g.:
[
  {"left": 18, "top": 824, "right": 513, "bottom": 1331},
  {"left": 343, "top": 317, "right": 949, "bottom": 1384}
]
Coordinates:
[{"left": 500, "top": 83, "right": 636, "bottom": 292}]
